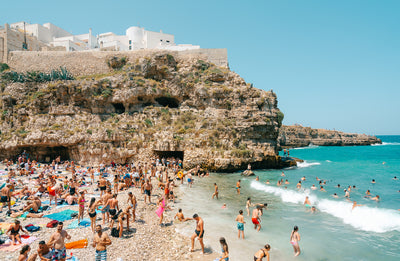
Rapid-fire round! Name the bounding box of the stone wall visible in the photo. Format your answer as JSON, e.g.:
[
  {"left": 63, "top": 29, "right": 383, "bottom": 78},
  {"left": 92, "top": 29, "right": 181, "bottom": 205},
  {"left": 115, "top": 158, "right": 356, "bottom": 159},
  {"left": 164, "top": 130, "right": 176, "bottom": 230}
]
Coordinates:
[
  {"left": 0, "top": 36, "right": 3, "bottom": 62},
  {"left": 7, "top": 48, "right": 228, "bottom": 76}
]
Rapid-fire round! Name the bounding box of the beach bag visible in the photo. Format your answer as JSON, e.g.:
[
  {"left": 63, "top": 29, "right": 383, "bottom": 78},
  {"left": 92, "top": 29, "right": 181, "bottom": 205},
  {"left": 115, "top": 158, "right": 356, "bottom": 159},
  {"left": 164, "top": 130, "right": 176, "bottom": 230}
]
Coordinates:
[
  {"left": 46, "top": 220, "right": 58, "bottom": 228},
  {"left": 111, "top": 227, "right": 119, "bottom": 237},
  {"left": 25, "top": 225, "right": 40, "bottom": 232}
]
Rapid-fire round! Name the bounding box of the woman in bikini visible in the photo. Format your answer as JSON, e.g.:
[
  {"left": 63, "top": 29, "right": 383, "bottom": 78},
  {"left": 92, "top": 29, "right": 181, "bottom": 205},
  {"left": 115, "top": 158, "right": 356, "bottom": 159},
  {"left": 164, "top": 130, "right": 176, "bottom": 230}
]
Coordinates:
[
  {"left": 7, "top": 220, "right": 28, "bottom": 245},
  {"left": 290, "top": 225, "right": 301, "bottom": 256},
  {"left": 88, "top": 197, "right": 101, "bottom": 232},
  {"left": 254, "top": 244, "right": 270, "bottom": 261},
  {"left": 78, "top": 191, "right": 85, "bottom": 223}
]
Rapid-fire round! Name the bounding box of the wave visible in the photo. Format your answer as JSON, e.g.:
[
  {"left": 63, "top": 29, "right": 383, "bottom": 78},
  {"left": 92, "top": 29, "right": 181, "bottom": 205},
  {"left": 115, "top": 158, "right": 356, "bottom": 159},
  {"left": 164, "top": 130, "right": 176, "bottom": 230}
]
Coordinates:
[
  {"left": 296, "top": 161, "right": 321, "bottom": 168},
  {"left": 326, "top": 160, "right": 332, "bottom": 162},
  {"left": 371, "top": 142, "right": 400, "bottom": 146},
  {"left": 251, "top": 181, "right": 400, "bottom": 233},
  {"left": 293, "top": 144, "right": 320, "bottom": 150}
]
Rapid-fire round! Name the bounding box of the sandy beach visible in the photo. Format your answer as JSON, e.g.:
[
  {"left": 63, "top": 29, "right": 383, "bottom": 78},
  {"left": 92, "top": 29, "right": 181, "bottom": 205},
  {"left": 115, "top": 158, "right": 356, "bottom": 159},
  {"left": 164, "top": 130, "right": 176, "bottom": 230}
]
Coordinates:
[{"left": 0, "top": 163, "right": 219, "bottom": 261}]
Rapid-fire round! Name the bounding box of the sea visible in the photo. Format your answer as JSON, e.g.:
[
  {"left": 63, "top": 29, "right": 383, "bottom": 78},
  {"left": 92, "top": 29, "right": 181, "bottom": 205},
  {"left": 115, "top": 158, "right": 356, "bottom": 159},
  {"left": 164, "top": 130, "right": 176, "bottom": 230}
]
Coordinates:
[{"left": 174, "top": 135, "right": 400, "bottom": 261}]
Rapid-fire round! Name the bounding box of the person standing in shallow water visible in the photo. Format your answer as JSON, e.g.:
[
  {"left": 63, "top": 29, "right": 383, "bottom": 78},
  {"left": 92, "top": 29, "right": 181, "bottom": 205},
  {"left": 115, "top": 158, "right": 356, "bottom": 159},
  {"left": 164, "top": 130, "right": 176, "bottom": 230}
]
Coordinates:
[
  {"left": 290, "top": 225, "right": 301, "bottom": 256},
  {"left": 212, "top": 183, "right": 219, "bottom": 199},
  {"left": 236, "top": 180, "right": 241, "bottom": 194}
]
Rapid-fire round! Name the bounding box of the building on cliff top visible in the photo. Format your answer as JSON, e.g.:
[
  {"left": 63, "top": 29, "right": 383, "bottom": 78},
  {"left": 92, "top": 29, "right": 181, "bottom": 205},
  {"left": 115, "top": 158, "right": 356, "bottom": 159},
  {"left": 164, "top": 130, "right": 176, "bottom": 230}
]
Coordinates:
[{"left": 0, "top": 22, "right": 199, "bottom": 62}]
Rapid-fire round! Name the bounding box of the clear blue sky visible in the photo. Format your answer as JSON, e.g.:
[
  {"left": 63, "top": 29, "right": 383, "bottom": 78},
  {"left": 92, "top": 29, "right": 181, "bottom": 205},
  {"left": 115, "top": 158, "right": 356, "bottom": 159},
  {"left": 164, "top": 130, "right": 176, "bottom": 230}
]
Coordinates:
[{"left": 2, "top": 0, "right": 399, "bottom": 135}]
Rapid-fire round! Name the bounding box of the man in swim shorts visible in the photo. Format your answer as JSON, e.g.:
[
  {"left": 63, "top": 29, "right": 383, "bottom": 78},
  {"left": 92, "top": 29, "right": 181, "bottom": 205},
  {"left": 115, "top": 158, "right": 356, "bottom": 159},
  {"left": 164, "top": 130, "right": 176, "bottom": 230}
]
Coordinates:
[
  {"left": 252, "top": 206, "right": 261, "bottom": 231},
  {"left": 48, "top": 222, "right": 71, "bottom": 261},
  {"left": 235, "top": 210, "right": 245, "bottom": 239},
  {"left": 190, "top": 214, "right": 205, "bottom": 254}
]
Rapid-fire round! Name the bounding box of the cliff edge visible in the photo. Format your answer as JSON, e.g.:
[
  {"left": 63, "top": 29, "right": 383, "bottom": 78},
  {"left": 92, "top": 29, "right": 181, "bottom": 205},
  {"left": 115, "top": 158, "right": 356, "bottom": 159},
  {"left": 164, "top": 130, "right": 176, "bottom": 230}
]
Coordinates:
[
  {"left": 0, "top": 53, "right": 291, "bottom": 172},
  {"left": 278, "top": 125, "right": 382, "bottom": 148}
]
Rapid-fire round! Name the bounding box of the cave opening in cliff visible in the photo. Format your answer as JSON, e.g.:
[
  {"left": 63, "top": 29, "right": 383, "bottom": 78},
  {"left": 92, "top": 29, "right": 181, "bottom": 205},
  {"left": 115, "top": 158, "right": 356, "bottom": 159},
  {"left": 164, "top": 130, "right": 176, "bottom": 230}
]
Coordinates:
[
  {"left": 112, "top": 103, "right": 125, "bottom": 114},
  {"left": 153, "top": 150, "right": 184, "bottom": 161},
  {"left": 155, "top": 97, "right": 179, "bottom": 108},
  {"left": 17, "top": 146, "right": 71, "bottom": 163}
]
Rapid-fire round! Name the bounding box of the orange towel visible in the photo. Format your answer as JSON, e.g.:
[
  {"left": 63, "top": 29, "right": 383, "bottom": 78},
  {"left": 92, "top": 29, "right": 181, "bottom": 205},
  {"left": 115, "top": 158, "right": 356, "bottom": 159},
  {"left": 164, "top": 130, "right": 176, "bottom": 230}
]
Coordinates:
[{"left": 65, "top": 239, "right": 88, "bottom": 249}]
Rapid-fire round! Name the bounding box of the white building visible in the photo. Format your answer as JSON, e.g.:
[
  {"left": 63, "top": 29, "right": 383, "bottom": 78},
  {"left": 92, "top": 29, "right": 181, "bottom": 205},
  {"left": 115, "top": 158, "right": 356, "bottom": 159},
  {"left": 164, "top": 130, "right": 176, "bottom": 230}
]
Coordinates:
[{"left": 9, "top": 22, "right": 199, "bottom": 52}]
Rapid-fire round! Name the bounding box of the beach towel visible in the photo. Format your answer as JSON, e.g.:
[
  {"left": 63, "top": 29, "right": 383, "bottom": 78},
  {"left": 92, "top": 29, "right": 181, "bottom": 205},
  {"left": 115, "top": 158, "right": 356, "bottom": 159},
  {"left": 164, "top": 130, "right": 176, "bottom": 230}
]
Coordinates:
[
  {"left": 67, "top": 219, "right": 91, "bottom": 229},
  {"left": 44, "top": 209, "right": 78, "bottom": 222},
  {"left": 0, "top": 236, "right": 37, "bottom": 252},
  {"left": 65, "top": 239, "right": 88, "bottom": 249}
]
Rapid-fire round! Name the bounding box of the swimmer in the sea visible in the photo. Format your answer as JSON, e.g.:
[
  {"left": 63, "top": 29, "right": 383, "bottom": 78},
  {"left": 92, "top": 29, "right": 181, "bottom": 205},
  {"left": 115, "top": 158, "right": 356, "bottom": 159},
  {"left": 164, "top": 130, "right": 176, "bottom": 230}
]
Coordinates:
[
  {"left": 337, "top": 184, "right": 341, "bottom": 188},
  {"left": 310, "top": 206, "right": 317, "bottom": 213},
  {"left": 265, "top": 180, "right": 270, "bottom": 185},
  {"left": 284, "top": 179, "right": 289, "bottom": 185},
  {"left": 372, "top": 179, "right": 376, "bottom": 184},
  {"left": 303, "top": 196, "right": 311, "bottom": 207},
  {"left": 371, "top": 195, "right": 380, "bottom": 201},
  {"left": 364, "top": 190, "right": 371, "bottom": 198},
  {"left": 393, "top": 176, "right": 398, "bottom": 180},
  {"left": 316, "top": 177, "right": 321, "bottom": 181},
  {"left": 332, "top": 193, "right": 339, "bottom": 198},
  {"left": 344, "top": 189, "right": 350, "bottom": 198},
  {"left": 352, "top": 201, "right": 363, "bottom": 210},
  {"left": 301, "top": 176, "right": 306, "bottom": 181},
  {"left": 256, "top": 176, "right": 259, "bottom": 181},
  {"left": 320, "top": 186, "right": 326, "bottom": 192},
  {"left": 311, "top": 184, "right": 317, "bottom": 190},
  {"left": 281, "top": 171, "right": 285, "bottom": 177},
  {"left": 296, "top": 181, "right": 302, "bottom": 189}
]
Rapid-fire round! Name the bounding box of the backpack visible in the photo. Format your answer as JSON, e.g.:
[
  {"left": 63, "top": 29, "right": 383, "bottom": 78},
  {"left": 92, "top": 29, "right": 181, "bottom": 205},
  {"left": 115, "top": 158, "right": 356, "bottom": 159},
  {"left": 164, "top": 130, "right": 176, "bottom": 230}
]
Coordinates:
[
  {"left": 111, "top": 227, "right": 119, "bottom": 237},
  {"left": 46, "top": 220, "right": 58, "bottom": 228}
]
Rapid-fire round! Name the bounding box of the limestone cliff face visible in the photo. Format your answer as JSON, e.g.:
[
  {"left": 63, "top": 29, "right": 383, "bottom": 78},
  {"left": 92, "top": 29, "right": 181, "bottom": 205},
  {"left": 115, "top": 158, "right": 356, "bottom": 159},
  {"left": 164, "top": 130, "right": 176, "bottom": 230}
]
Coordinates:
[
  {"left": 278, "top": 125, "right": 381, "bottom": 148},
  {"left": 0, "top": 54, "right": 289, "bottom": 171}
]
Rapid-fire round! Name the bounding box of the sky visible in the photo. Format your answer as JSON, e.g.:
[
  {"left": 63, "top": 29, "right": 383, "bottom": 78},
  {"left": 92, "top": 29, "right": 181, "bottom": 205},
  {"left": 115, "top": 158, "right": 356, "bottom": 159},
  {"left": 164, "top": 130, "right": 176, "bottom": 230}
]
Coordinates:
[{"left": 1, "top": 0, "right": 399, "bottom": 135}]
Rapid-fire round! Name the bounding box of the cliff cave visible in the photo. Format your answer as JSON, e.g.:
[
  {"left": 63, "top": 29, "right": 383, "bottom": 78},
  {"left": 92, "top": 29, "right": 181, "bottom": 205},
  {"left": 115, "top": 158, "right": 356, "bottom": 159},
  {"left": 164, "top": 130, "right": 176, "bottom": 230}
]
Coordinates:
[
  {"left": 17, "top": 146, "right": 72, "bottom": 162},
  {"left": 153, "top": 150, "right": 184, "bottom": 161}
]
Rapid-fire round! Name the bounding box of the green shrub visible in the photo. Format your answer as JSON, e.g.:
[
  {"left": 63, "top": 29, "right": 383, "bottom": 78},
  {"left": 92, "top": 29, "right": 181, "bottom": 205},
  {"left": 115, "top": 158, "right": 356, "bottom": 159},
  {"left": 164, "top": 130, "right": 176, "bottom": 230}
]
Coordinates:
[
  {"left": 107, "top": 56, "right": 127, "bottom": 70},
  {"left": 0, "top": 63, "right": 10, "bottom": 72},
  {"left": 0, "top": 67, "right": 74, "bottom": 83},
  {"left": 277, "top": 111, "right": 284, "bottom": 127}
]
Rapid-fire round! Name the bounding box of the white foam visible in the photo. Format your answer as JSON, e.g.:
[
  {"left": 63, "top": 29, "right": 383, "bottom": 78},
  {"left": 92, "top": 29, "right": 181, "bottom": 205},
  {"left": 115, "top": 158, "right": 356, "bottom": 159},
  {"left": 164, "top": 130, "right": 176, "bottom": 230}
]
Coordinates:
[
  {"left": 371, "top": 142, "right": 400, "bottom": 146},
  {"left": 293, "top": 144, "right": 320, "bottom": 150},
  {"left": 297, "top": 161, "right": 321, "bottom": 168},
  {"left": 251, "top": 181, "right": 400, "bottom": 233},
  {"left": 326, "top": 160, "right": 332, "bottom": 162}
]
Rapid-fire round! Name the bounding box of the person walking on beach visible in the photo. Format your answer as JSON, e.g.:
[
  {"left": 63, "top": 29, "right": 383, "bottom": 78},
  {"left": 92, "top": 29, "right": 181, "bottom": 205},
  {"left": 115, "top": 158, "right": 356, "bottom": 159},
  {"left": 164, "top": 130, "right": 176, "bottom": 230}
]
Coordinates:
[
  {"left": 236, "top": 180, "right": 241, "bottom": 194},
  {"left": 48, "top": 222, "right": 71, "bottom": 261},
  {"left": 88, "top": 198, "right": 101, "bottom": 232},
  {"left": 93, "top": 224, "right": 112, "bottom": 261},
  {"left": 78, "top": 191, "right": 85, "bottom": 223},
  {"left": 190, "top": 214, "right": 205, "bottom": 254},
  {"left": 144, "top": 179, "right": 152, "bottom": 204},
  {"left": 252, "top": 206, "right": 262, "bottom": 231},
  {"left": 290, "top": 225, "right": 301, "bottom": 256},
  {"left": 254, "top": 244, "right": 270, "bottom": 261},
  {"left": 219, "top": 237, "right": 229, "bottom": 261},
  {"left": 235, "top": 210, "right": 245, "bottom": 239},
  {"left": 101, "top": 189, "right": 113, "bottom": 225},
  {"left": 127, "top": 192, "right": 136, "bottom": 222},
  {"left": 212, "top": 183, "right": 219, "bottom": 199},
  {"left": 0, "top": 183, "right": 12, "bottom": 212}
]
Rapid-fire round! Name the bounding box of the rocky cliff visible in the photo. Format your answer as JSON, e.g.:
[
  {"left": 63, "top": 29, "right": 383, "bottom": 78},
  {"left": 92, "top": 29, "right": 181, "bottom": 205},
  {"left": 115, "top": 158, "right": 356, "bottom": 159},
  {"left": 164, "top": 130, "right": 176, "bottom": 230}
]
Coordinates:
[
  {"left": 0, "top": 54, "right": 291, "bottom": 172},
  {"left": 278, "top": 125, "right": 381, "bottom": 148}
]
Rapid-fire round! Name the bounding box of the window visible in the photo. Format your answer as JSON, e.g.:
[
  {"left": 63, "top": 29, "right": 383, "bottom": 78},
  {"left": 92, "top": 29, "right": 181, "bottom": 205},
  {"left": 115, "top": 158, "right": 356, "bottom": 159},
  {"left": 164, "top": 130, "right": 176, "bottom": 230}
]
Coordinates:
[
  {"left": 166, "top": 40, "right": 170, "bottom": 43},
  {"left": 160, "top": 39, "right": 163, "bottom": 42},
  {"left": 129, "top": 46, "right": 131, "bottom": 50},
  {"left": 129, "top": 40, "right": 131, "bottom": 44}
]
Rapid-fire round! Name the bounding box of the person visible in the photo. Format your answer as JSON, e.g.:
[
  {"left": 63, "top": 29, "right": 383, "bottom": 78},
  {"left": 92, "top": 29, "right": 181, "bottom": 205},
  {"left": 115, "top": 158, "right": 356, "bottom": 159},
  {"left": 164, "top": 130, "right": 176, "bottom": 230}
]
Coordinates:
[
  {"left": 255, "top": 176, "right": 259, "bottom": 181},
  {"left": 117, "top": 206, "right": 131, "bottom": 237},
  {"left": 18, "top": 245, "right": 38, "bottom": 261},
  {"left": 0, "top": 183, "right": 12, "bottom": 212},
  {"left": 93, "top": 225, "right": 112, "bottom": 261},
  {"left": 393, "top": 176, "right": 398, "bottom": 180},
  {"left": 78, "top": 191, "right": 85, "bottom": 222},
  {"left": 127, "top": 192, "right": 137, "bottom": 222},
  {"left": 235, "top": 210, "right": 245, "bottom": 239},
  {"left": 88, "top": 198, "right": 101, "bottom": 232},
  {"left": 253, "top": 244, "right": 270, "bottom": 261},
  {"left": 296, "top": 181, "right": 302, "bottom": 189},
  {"left": 254, "top": 203, "right": 268, "bottom": 215},
  {"left": 236, "top": 180, "right": 241, "bottom": 194},
  {"left": 265, "top": 180, "right": 270, "bottom": 184},
  {"left": 344, "top": 189, "right": 350, "bottom": 198},
  {"left": 371, "top": 195, "right": 380, "bottom": 201},
  {"left": 99, "top": 176, "right": 107, "bottom": 197},
  {"left": 372, "top": 179, "right": 376, "bottom": 184},
  {"left": 48, "top": 222, "right": 71, "bottom": 261},
  {"left": 290, "top": 225, "right": 301, "bottom": 256},
  {"left": 303, "top": 196, "right": 311, "bottom": 207},
  {"left": 332, "top": 193, "right": 339, "bottom": 198},
  {"left": 104, "top": 194, "right": 119, "bottom": 229},
  {"left": 174, "top": 208, "right": 191, "bottom": 222},
  {"left": 352, "top": 201, "right": 363, "bottom": 210},
  {"left": 219, "top": 237, "right": 229, "bottom": 261},
  {"left": 101, "top": 189, "right": 113, "bottom": 225},
  {"left": 187, "top": 172, "right": 193, "bottom": 188},
  {"left": 156, "top": 195, "right": 168, "bottom": 225},
  {"left": 190, "top": 213, "right": 205, "bottom": 254},
  {"left": 310, "top": 206, "right": 317, "bottom": 213},
  {"left": 281, "top": 171, "right": 285, "bottom": 177},
  {"left": 37, "top": 240, "right": 52, "bottom": 261},
  {"left": 144, "top": 179, "right": 152, "bottom": 204},
  {"left": 301, "top": 176, "right": 306, "bottom": 181},
  {"left": 311, "top": 184, "right": 317, "bottom": 190},
  {"left": 320, "top": 186, "right": 326, "bottom": 192},
  {"left": 364, "top": 190, "right": 371, "bottom": 198},
  {"left": 252, "top": 206, "right": 261, "bottom": 231},
  {"left": 212, "top": 183, "right": 219, "bottom": 199},
  {"left": 7, "top": 220, "right": 28, "bottom": 245},
  {"left": 246, "top": 197, "right": 252, "bottom": 216}
]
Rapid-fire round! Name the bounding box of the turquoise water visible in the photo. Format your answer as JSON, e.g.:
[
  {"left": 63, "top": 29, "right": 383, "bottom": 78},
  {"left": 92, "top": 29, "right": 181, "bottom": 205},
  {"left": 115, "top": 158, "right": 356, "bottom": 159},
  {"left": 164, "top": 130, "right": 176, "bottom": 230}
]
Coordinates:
[{"left": 175, "top": 135, "right": 400, "bottom": 261}]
